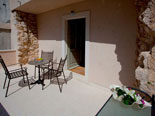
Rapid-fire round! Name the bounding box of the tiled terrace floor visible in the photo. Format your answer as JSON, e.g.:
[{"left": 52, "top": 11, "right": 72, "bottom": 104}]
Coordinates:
[{"left": 0, "top": 64, "right": 111, "bottom": 116}]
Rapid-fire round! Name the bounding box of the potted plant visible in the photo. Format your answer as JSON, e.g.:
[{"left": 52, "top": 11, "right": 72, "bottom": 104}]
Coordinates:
[{"left": 110, "top": 85, "right": 151, "bottom": 109}]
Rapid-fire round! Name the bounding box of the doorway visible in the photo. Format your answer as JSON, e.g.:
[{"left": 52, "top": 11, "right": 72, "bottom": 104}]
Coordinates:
[{"left": 67, "top": 18, "right": 85, "bottom": 75}]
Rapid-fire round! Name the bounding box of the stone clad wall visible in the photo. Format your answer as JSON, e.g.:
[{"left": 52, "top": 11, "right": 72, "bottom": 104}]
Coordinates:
[
  {"left": 135, "top": 0, "right": 155, "bottom": 95},
  {"left": 14, "top": 11, "right": 39, "bottom": 64}
]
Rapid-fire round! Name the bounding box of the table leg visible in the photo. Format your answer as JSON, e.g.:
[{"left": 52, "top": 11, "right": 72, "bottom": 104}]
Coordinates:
[
  {"left": 38, "top": 65, "right": 41, "bottom": 80},
  {"left": 38, "top": 65, "right": 45, "bottom": 86},
  {"left": 31, "top": 65, "right": 45, "bottom": 86}
]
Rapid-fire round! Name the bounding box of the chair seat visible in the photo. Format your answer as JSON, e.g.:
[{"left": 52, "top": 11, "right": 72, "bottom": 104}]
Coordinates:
[
  {"left": 35, "top": 64, "right": 50, "bottom": 71},
  {"left": 8, "top": 67, "right": 27, "bottom": 72},
  {"left": 10, "top": 70, "right": 28, "bottom": 79},
  {"left": 52, "top": 70, "right": 61, "bottom": 77},
  {"left": 40, "top": 64, "right": 50, "bottom": 69},
  {"left": 41, "top": 70, "right": 61, "bottom": 78}
]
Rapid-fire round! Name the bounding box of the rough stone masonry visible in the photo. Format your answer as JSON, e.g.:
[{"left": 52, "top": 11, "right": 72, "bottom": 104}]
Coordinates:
[
  {"left": 14, "top": 11, "right": 39, "bottom": 64},
  {"left": 135, "top": 0, "right": 155, "bottom": 96}
]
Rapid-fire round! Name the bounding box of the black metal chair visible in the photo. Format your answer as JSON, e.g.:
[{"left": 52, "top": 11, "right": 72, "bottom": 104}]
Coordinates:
[
  {"left": 152, "top": 95, "right": 155, "bottom": 116},
  {"left": 50, "top": 56, "right": 67, "bottom": 92},
  {"left": 127, "top": 87, "right": 152, "bottom": 102},
  {"left": 0, "top": 55, "right": 30, "bottom": 97},
  {"left": 34, "top": 50, "right": 54, "bottom": 78}
]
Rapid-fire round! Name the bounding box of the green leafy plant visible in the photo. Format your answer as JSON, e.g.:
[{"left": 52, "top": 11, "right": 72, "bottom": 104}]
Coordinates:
[
  {"left": 122, "top": 95, "right": 135, "bottom": 105},
  {"left": 147, "top": 81, "right": 151, "bottom": 85},
  {"left": 110, "top": 85, "right": 151, "bottom": 109}
]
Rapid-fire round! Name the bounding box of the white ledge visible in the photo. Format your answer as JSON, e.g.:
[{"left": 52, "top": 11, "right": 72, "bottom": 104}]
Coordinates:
[
  {"left": 0, "top": 23, "right": 11, "bottom": 29},
  {"left": 0, "top": 49, "right": 16, "bottom": 53}
]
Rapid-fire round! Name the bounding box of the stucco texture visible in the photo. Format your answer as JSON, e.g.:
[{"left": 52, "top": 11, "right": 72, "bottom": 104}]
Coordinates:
[
  {"left": 0, "top": 50, "right": 16, "bottom": 67},
  {"left": 37, "top": 0, "right": 137, "bottom": 88}
]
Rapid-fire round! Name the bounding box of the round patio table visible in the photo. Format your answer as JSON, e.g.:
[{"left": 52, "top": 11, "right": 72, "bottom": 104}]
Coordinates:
[{"left": 28, "top": 59, "right": 49, "bottom": 86}]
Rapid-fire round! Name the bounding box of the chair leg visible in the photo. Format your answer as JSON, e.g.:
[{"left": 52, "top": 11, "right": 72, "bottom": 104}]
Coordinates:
[
  {"left": 48, "top": 69, "right": 50, "bottom": 79},
  {"left": 63, "top": 71, "right": 67, "bottom": 84},
  {"left": 26, "top": 75, "right": 30, "bottom": 90},
  {"left": 3, "top": 75, "right": 7, "bottom": 89},
  {"left": 34, "top": 66, "right": 36, "bottom": 78},
  {"left": 42, "top": 83, "right": 44, "bottom": 90},
  {"left": 50, "top": 70, "right": 53, "bottom": 83},
  {"left": 56, "top": 77, "right": 62, "bottom": 93},
  {"left": 42, "top": 73, "right": 44, "bottom": 90},
  {"left": 23, "top": 76, "right": 25, "bottom": 83},
  {"left": 5, "top": 79, "right": 10, "bottom": 97},
  {"left": 42, "top": 69, "right": 45, "bottom": 79}
]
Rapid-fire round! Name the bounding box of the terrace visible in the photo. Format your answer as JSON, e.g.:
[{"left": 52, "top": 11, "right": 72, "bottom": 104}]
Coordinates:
[
  {"left": 0, "top": 64, "right": 111, "bottom": 116},
  {"left": 0, "top": 0, "right": 155, "bottom": 115}
]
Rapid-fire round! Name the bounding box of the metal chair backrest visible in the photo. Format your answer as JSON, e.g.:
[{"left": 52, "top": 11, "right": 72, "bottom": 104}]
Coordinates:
[
  {"left": 0, "top": 56, "right": 11, "bottom": 79},
  {"left": 41, "top": 50, "right": 54, "bottom": 62},
  {"left": 57, "top": 56, "right": 67, "bottom": 72}
]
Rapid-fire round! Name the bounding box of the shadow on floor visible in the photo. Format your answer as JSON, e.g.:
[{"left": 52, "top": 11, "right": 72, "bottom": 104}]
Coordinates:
[
  {"left": 43, "top": 72, "right": 73, "bottom": 90},
  {"left": 18, "top": 76, "right": 35, "bottom": 87},
  {"left": 7, "top": 77, "right": 35, "bottom": 97},
  {"left": 50, "top": 72, "right": 73, "bottom": 85},
  {"left": 0, "top": 103, "right": 10, "bottom": 116}
]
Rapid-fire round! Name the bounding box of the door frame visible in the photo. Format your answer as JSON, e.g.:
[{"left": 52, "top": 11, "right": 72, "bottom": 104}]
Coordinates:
[{"left": 62, "top": 11, "right": 90, "bottom": 80}]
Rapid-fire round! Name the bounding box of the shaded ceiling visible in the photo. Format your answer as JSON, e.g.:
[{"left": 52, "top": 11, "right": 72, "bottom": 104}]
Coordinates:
[{"left": 15, "top": 0, "right": 85, "bottom": 14}]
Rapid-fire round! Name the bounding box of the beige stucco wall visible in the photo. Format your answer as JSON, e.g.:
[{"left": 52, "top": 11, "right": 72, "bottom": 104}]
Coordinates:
[
  {"left": 9, "top": 0, "right": 31, "bottom": 10},
  {"left": 38, "top": 0, "right": 137, "bottom": 88},
  {"left": 0, "top": 50, "right": 16, "bottom": 68}
]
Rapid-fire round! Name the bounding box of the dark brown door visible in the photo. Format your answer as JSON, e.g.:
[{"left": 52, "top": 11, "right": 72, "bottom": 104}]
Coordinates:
[{"left": 67, "top": 18, "right": 85, "bottom": 69}]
